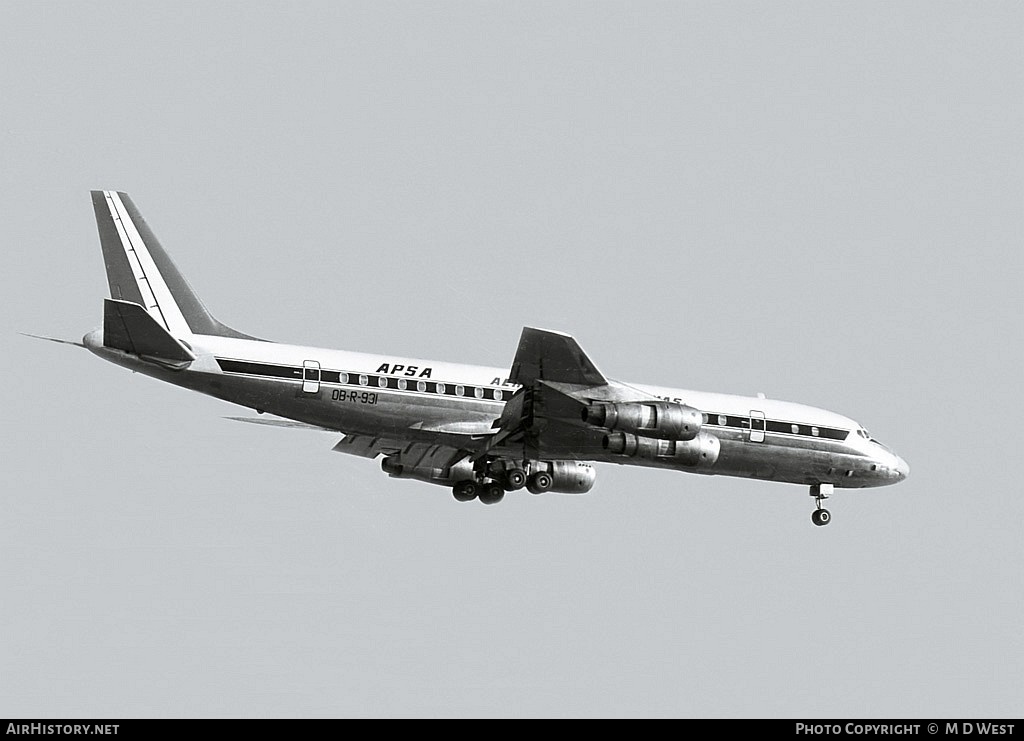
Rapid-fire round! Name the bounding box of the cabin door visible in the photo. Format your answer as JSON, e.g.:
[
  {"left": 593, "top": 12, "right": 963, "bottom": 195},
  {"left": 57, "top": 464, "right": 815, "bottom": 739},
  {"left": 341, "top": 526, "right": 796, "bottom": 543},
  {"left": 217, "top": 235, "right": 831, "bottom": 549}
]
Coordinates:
[
  {"left": 302, "top": 360, "right": 321, "bottom": 393},
  {"left": 749, "top": 410, "right": 766, "bottom": 443}
]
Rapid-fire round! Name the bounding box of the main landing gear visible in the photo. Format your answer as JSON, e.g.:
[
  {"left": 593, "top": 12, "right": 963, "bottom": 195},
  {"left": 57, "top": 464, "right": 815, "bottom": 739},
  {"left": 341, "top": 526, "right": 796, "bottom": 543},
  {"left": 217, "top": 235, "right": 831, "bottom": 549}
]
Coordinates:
[
  {"left": 451, "top": 467, "right": 538, "bottom": 505},
  {"left": 452, "top": 480, "right": 506, "bottom": 505},
  {"left": 810, "top": 483, "right": 833, "bottom": 526}
]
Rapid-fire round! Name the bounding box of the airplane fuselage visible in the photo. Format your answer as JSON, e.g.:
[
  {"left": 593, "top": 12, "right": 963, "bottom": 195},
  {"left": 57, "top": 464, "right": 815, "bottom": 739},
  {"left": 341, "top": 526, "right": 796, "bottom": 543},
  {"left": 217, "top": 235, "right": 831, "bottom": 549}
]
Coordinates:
[{"left": 83, "top": 330, "right": 908, "bottom": 491}]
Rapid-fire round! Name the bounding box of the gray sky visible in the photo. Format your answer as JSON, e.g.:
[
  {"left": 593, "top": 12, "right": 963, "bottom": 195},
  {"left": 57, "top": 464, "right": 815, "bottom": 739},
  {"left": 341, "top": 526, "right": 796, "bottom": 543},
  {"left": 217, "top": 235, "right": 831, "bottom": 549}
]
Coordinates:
[{"left": 2, "top": 1, "right": 1021, "bottom": 718}]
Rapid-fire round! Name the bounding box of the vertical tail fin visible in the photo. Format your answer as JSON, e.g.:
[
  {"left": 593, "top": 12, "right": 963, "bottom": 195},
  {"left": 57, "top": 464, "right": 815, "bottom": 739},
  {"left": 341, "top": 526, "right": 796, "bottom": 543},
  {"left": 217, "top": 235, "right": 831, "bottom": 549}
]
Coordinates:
[{"left": 90, "top": 190, "right": 258, "bottom": 340}]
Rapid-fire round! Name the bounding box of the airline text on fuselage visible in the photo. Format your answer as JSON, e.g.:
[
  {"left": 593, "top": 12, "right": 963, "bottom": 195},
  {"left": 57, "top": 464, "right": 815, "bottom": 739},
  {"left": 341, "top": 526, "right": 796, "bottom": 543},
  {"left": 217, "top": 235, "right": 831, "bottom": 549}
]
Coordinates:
[{"left": 375, "top": 363, "right": 432, "bottom": 378}]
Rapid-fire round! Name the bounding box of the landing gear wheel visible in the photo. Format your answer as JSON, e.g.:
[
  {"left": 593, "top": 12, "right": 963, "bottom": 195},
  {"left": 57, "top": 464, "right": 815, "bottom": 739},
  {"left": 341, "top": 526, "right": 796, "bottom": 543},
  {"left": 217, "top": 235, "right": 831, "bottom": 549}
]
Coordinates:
[
  {"left": 478, "top": 483, "right": 505, "bottom": 505},
  {"left": 504, "top": 469, "right": 528, "bottom": 491},
  {"left": 452, "top": 480, "right": 478, "bottom": 502},
  {"left": 527, "top": 471, "right": 554, "bottom": 495},
  {"left": 809, "top": 483, "right": 834, "bottom": 526}
]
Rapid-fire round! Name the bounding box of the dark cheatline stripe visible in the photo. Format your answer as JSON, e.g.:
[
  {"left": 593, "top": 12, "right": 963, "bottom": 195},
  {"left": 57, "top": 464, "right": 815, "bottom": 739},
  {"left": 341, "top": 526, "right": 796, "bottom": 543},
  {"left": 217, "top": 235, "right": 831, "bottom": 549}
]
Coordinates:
[
  {"left": 705, "top": 410, "right": 848, "bottom": 441},
  {"left": 216, "top": 359, "right": 511, "bottom": 399},
  {"left": 217, "top": 358, "right": 301, "bottom": 379},
  {"left": 818, "top": 427, "right": 848, "bottom": 440}
]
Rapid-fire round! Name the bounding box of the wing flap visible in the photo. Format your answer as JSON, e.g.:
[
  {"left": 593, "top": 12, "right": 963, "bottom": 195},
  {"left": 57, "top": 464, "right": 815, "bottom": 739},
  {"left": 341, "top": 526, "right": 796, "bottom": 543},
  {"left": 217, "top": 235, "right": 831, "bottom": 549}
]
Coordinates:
[
  {"left": 332, "top": 434, "right": 405, "bottom": 459},
  {"left": 332, "top": 436, "right": 466, "bottom": 472}
]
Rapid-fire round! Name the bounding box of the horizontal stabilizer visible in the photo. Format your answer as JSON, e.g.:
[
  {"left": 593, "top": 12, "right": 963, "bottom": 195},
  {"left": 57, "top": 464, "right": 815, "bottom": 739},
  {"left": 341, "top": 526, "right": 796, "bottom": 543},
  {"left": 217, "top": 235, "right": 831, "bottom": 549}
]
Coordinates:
[
  {"left": 103, "top": 298, "right": 195, "bottom": 366},
  {"left": 20, "top": 332, "right": 86, "bottom": 348},
  {"left": 510, "top": 327, "right": 607, "bottom": 387}
]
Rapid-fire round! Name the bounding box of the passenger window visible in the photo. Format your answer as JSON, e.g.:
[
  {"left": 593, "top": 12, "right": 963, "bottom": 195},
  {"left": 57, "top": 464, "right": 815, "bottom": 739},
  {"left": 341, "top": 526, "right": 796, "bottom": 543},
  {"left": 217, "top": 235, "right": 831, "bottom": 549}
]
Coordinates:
[
  {"left": 378, "top": 376, "right": 387, "bottom": 388},
  {"left": 474, "top": 387, "right": 484, "bottom": 399},
  {"left": 339, "top": 372, "right": 349, "bottom": 384},
  {"left": 358, "top": 374, "right": 368, "bottom": 386},
  {"left": 398, "top": 379, "right": 407, "bottom": 391},
  {"left": 417, "top": 380, "right": 426, "bottom": 392},
  {"left": 811, "top": 426, "right": 819, "bottom": 437},
  {"left": 791, "top": 424, "right": 800, "bottom": 434},
  {"left": 455, "top": 385, "right": 465, "bottom": 397},
  {"left": 493, "top": 389, "right": 503, "bottom": 401},
  {"left": 436, "top": 383, "right": 446, "bottom": 394},
  {"left": 718, "top": 415, "right": 727, "bottom": 426}
]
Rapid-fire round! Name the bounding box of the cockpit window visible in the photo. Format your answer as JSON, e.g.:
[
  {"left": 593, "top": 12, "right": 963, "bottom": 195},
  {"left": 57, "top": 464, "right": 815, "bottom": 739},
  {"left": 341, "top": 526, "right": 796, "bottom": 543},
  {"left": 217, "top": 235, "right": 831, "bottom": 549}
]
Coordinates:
[
  {"left": 857, "top": 428, "right": 871, "bottom": 439},
  {"left": 872, "top": 438, "right": 895, "bottom": 454}
]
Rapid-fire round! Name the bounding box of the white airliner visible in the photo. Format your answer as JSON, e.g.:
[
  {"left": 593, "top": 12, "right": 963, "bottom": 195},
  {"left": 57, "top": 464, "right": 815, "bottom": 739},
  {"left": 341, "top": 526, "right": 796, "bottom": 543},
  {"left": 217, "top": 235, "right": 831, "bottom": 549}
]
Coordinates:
[{"left": 37, "top": 191, "right": 909, "bottom": 525}]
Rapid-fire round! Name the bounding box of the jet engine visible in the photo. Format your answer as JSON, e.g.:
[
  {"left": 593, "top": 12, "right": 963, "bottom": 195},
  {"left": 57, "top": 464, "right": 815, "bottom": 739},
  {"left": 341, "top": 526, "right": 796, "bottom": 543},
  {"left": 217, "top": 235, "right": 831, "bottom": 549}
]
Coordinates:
[
  {"left": 583, "top": 401, "right": 702, "bottom": 441},
  {"left": 603, "top": 431, "right": 720, "bottom": 467},
  {"left": 542, "top": 460, "right": 597, "bottom": 494}
]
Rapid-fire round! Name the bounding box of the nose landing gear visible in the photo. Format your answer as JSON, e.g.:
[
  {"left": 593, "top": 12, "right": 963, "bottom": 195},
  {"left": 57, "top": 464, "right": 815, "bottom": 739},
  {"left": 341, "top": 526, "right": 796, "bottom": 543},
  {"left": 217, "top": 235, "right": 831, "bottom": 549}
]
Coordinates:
[{"left": 810, "top": 483, "right": 833, "bottom": 526}]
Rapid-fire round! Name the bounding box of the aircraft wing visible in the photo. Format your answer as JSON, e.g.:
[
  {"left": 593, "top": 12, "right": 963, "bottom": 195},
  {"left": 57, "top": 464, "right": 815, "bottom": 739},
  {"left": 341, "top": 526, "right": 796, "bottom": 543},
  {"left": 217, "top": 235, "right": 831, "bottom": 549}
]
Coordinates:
[
  {"left": 331, "top": 434, "right": 406, "bottom": 458},
  {"left": 225, "top": 416, "right": 338, "bottom": 432},
  {"left": 227, "top": 418, "right": 487, "bottom": 465},
  {"left": 332, "top": 436, "right": 465, "bottom": 470},
  {"left": 227, "top": 417, "right": 481, "bottom": 477},
  {"left": 476, "top": 327, "right": 647, "bottom": 462},
  {"left": 509, "top": 327, "right": 607, "bottom": 387}
]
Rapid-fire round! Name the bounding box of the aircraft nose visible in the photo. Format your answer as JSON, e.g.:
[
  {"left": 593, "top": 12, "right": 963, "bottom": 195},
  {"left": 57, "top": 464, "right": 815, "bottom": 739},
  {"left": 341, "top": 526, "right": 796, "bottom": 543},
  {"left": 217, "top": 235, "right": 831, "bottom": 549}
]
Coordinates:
[{"left": 895, "top": 455, "right": 910, "bottom": 480}]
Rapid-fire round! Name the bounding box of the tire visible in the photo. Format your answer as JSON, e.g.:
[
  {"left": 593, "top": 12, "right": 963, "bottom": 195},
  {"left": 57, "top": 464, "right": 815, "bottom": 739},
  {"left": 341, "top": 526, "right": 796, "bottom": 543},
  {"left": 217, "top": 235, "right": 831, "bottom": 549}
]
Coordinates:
[
  {"left": 453, "top": 480, "right": 478, "bottom": 502},
  {"left": 527, "top": 471, "right": 554, "bottom": 495},
  {"left": 812, "top": 508, "right": 832, "bottom": 526},
  {"left": 479, "top": 483, "right": 505, "bottom": 505},
  {"left": 505, "top": 469, "right": 527, "bottom": 491}
]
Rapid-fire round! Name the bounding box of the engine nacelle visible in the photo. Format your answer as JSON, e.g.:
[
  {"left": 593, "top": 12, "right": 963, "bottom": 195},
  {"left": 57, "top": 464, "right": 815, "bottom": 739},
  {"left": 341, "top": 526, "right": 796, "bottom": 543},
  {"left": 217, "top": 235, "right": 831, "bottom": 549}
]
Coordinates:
[
  {"left": 603, "top": 431, "right": 720, "bottom": 467},
  {"left": 381, "top": 456, "right": 476, "bottom": 486},
  {"left": 583, "top": 401, "right": 702, "bottom": 441},
  {"left": 544, "top": 460, "right": 597, "bottom": 494}
]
